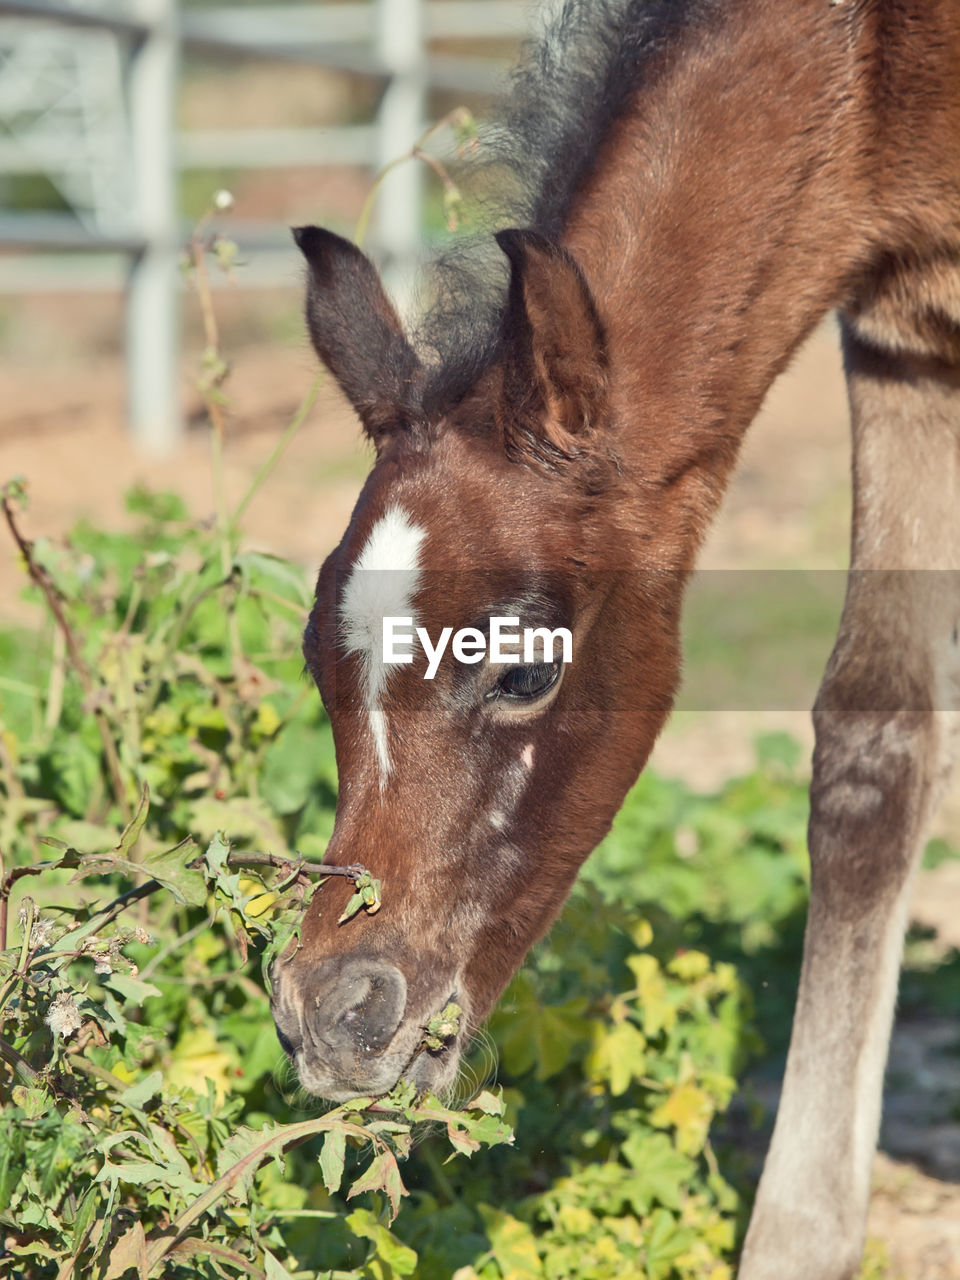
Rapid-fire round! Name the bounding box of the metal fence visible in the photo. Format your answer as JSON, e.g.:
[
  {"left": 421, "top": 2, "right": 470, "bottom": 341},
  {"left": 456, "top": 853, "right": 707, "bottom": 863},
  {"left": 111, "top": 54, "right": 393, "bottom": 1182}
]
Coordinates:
[{"left": 0, "top": 0, "right": 530, "bottom": 451}]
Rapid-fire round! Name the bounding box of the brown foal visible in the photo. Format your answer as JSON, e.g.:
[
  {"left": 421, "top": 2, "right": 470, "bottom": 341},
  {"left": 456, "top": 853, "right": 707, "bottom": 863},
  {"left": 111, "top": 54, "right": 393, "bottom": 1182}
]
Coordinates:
[{"left": 270, "top": 2, "right": 960, "bottom": 1275}]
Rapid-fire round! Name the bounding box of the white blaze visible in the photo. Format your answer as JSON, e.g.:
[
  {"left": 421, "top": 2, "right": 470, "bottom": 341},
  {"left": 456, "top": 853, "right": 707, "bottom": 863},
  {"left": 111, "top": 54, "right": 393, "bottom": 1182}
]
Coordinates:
[{"left": 339, "top": 506, "right": 426, "bottom": 778}]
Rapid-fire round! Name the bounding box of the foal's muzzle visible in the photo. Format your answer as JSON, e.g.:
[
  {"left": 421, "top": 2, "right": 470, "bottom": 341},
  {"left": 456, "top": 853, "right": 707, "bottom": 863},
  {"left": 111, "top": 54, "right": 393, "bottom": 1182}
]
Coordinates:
[
  {"left": 272, "top": 955, "right": 413, "bottom": 1099},
  {"left": 272, "top": 952, "right": 466, "bottom": 1101}
]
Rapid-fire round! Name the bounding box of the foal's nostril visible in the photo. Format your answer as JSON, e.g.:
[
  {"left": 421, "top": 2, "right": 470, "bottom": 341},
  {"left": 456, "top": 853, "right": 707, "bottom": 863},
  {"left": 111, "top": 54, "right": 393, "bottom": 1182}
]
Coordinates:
[{"left": 313, "top": 961, "right": 407, "bottom": 1055}]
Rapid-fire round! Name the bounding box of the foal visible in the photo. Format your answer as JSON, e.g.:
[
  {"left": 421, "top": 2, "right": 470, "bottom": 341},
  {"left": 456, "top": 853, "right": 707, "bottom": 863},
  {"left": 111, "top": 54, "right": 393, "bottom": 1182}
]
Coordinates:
[{"left": 270, "top": 1, "right": 960, "bottom": 1276}]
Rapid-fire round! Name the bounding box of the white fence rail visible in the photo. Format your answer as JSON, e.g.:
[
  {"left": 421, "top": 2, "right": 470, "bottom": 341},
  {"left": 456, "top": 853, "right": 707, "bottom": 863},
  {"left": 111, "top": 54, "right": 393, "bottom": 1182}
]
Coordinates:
[{"left": 0, "top": 0, "right": 529, "bottom": 451}]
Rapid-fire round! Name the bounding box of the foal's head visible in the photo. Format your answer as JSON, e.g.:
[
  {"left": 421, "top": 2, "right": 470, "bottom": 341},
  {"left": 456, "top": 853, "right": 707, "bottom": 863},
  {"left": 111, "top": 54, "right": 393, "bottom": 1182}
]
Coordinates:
[{"left": 271, "top": 227, "right": 682, "bottom": 1100}]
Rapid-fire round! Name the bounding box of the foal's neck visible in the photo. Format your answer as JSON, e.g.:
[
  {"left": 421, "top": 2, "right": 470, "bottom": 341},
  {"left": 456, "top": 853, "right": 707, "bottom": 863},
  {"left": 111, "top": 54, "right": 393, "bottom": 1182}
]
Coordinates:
[{"left": 563, "top": 2, "right": 873, "bottom": 559}]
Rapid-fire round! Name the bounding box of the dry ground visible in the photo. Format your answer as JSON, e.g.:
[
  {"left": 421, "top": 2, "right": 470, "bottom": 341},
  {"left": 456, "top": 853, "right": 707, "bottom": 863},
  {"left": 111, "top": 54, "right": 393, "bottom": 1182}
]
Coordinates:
[{"left": 1, "top": 284, "right": 958, "bottom": 1277}]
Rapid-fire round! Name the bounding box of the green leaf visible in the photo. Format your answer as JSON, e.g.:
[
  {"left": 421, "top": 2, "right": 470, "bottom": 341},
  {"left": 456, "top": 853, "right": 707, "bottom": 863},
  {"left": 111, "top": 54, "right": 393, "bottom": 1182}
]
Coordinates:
[
  {"left": 318, "top": 1128, "right": 346, "bottom": 1194},
  {"left": 468, "top": 1089, "right": 505, "bottom": 1116},
  {"left": 95, "top": 1158, "right": 173, "bottom": 1187},
  {"left": 261, "top": 718, "right": 335, "bottom": 816},
  {"left": 53, "top": 821, "right": 121, "bottom": 854},
  {"left": 142, "top": 838, "right": 206, "bottom": 907},
  {"left": 477, "top": 1205, "right": 543, "bottom": 1278},
  {"left": 116, "top": 782, "right": 150, "bottom": 857},
  {"left": 337, "top": 890, "right": 365, "bottom": 924},
  {"left": 10, "top": 1086, "right": 52, "bottom": 1120},
  {"left": 620, "top": 1131, "right": 695, "bottom": 1213},
  {"left": 104, "top": 973, "right": 162, "bottom": 1006},
  {"left": 188, "top": 795, "right": 286, "bottom": 848},
  {"left": 587, "top": 1019, "right": 647, "bottom": 1096},
  {"left": 422, "top": 1001, "right": 461, "bottom": 1051},
  {"left": 261, "top": 916, "right": 301, "bottom": 994},
  {"left": 262, "top": 1247, "right": 294, "bottom": 1280},
  {"left": 347, "top": 1149, "right": 407, "bottom": 1222},
  {"left": 204, "top": 831, "right": 231, "bottom": 876},
  {"left": 650, "top": 1082, "right": 714, "bottom": 1155},
  {"left": 345, "top": 1207, "right": 417, "bottom": 1275},
  {"left": 754, "top": 730, "right": 802, "bottom": 771},
  {"left": 494, "top": 974, "right": 589, "bottom": 1079},
  {"left": 234, "top": 551, "right": 310, "bottom": 604},
  {"left": 45, "top": 735, "right": 99, "bottom": 818},
  {"left": 643, "top": 1207, "right": 695, "bottom": 1280},
  {"left": 215, "top": 1123, "right": 286, "bottom": 1203},
  {"left": 337, "top": 872, "right": 381, "bottom": 925},
  {"left": 120, "top": 1071, "right": 164, "bottom": 1112},
  {"left": 70, "top": 1184, "right": 99, "bottom": 1254},
  {"left": 124, "top": 484, "right": 188, "bottom": 521}
]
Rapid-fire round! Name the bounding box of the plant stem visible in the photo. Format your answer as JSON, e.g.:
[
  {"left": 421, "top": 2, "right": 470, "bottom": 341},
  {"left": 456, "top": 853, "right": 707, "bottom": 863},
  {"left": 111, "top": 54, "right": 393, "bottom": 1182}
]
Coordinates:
[
  {"left": 354, "top": 109, "right": 469, "bottom": 247},
  {"left": 17, "top": 897, "right": 33, "bottom": 973},
  {"left": 145, "top": 1115, "right": 371, "bottom": 1271},
  {"left": 1, "top": 496, "right": 130, "bottom": 823},
  {"left": 66, "top": 1053, "right": 131, "bottom": 1094},
  {"left": 0, "top": 1033, "right": 40, "bottom": 1085},
  {"left": 0, "top": 674, "right": 41, "bottom": 697},
  {"left": 231, "top": 373, "right": 323, "bottom": 528},
  {"left": 138, "top": 916, "right": 211, "bottom": 982},
  {"left": 227, "top": 852, "right": 367, "bottom": 881},
  {"left": 44, "top": 624, "right": 66, "bottom": 731},
  {"left": 263, "top": 1209, "right": 340, "bottom": 1219},
  {"left": 186, "top": 219, "right": 243, "bottom": 676}
]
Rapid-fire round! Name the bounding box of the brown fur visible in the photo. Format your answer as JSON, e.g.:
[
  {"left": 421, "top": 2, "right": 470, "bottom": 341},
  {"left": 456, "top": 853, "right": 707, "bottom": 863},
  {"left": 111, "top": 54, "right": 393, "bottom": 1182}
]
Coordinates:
[{"left": 272, "top": 3, "right": 960, "bottom": 1275}]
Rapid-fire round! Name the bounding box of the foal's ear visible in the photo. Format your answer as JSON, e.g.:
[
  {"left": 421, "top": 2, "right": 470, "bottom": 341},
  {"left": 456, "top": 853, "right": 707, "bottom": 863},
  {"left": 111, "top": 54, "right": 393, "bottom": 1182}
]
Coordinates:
[
  {"left": 293, "top": 226, "right": 423, "bottom": 447},
  {"left": 494, "top": 228, "right": 608, "bottom": 466}
]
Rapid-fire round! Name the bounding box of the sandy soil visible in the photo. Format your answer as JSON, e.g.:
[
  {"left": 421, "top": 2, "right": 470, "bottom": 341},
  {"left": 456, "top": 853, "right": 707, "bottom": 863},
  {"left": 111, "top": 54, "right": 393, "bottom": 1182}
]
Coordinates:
[{"left": 1, "top": 286, "right": 958, "bottom": 1275}]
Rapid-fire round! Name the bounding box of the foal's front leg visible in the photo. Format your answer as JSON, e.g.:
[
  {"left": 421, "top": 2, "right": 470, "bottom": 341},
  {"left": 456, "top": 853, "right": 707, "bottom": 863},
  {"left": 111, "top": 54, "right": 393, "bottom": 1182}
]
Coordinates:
[{"left": 739, "top": 325, "right": 960, "bottom": 1280}]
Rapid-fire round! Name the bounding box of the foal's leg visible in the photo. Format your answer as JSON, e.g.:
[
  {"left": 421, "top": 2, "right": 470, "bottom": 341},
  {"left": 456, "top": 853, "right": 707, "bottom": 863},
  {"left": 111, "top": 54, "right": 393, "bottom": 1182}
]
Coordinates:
[{"left": 739, "top": 323, "right": 960, "bottom": 1280}]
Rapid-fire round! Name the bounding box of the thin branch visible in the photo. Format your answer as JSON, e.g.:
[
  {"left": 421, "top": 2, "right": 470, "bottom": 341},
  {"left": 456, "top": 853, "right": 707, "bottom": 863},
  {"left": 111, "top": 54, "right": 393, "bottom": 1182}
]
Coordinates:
[
  {"left": 65, "top": 878, "right": 163, "bottom": 943},
  {"left": 226, "top": 852, "right": 368, "bottom": 881},
  {"left": 0, "top": 852, "right": 365, "bottom": 965}
]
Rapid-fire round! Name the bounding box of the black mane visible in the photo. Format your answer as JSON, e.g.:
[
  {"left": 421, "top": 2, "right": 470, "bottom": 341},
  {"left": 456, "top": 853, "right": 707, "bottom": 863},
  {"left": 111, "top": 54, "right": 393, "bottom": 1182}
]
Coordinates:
[{"left": 414, "top": 0, "right": 715, "bottom": 413}]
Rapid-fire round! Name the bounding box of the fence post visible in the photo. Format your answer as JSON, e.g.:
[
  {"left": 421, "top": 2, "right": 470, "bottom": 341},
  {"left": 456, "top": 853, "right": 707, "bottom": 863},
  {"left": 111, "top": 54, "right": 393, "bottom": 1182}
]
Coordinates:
[
  {"left": 374, "top": 0, "right": 425, "bottom": 317},
  {"left": 126, "top": 0, "right": 181, "bottom": 453}
]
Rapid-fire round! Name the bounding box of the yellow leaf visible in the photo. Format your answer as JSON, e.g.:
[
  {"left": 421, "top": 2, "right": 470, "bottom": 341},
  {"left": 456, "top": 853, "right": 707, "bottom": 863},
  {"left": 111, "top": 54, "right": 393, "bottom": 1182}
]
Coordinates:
[
  {"left": 627, "top": 953, "right": 676, "bottom": 1037},
  {"left": 238, "top": 876, "right": 276, "bottom": 919},
  {"left": 586, "top": 1020, "right": 647, "bottom": 1096},
  {"left": 478, "top": 1206, "right": 543, "bottom": 1279},
  {"left": 650, "top": 1083, "right": 714, "bottom": 1155},
  {"left": 667, "top": 950, "right": 711, "bottom": 981},
  {"left": 168, "top": 1027, "right": 237, "bottom": 1103},
  {"left": 256, "top": 702, "right": 281, "bottom": 736},
  {"left": 630, "top": 917, "right": 654, "bottom": 949},
  {"left": 556, "top": 1203, "right": 594, "bottom": 1237}
]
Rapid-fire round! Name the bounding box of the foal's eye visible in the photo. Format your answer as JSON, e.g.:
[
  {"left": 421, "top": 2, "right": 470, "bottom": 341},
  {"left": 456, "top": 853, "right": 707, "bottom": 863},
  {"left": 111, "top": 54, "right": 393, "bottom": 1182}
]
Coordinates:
[{"left": 488, "top": 661, "right": 561, "bottom": 702}]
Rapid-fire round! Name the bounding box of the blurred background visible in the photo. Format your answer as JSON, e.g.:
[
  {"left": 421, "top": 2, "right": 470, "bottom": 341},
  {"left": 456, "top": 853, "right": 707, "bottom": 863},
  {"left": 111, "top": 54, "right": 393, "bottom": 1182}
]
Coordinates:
[{"left": 1, "top": 2, "right": 959, "bottom": 1272}]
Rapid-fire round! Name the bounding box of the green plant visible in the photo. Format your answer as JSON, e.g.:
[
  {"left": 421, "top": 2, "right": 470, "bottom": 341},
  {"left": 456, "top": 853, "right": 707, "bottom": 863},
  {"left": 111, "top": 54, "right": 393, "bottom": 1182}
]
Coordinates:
[
  {"left": 0, "top": 825, "right": 511, "bottom": 1279},
  {"left": 1, "top": 467, "right": 918, "bottom": 1277},
  {"left": 0, "top": 472, "right": 514, "bottom": 1278}
]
